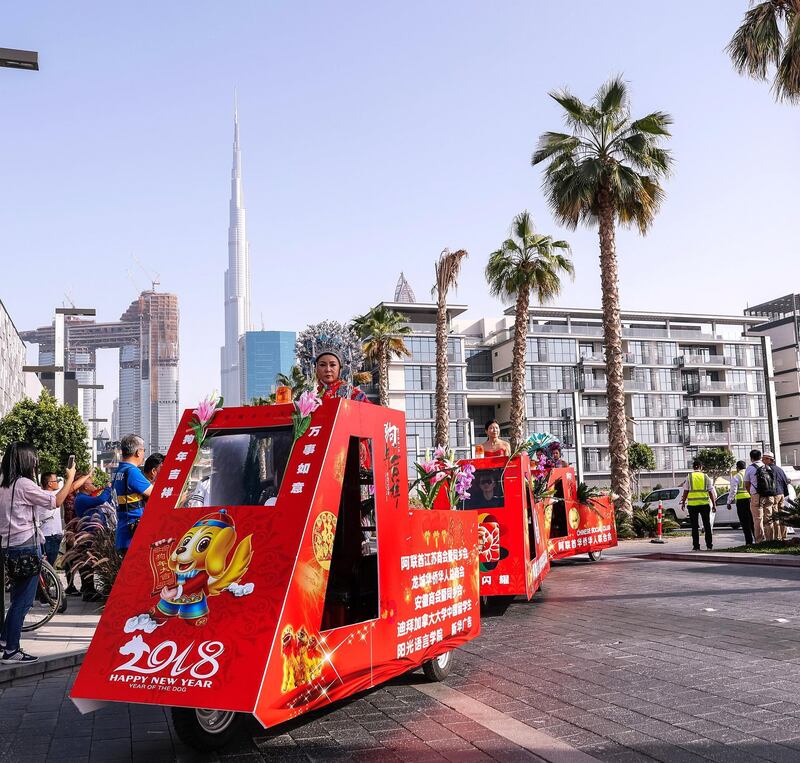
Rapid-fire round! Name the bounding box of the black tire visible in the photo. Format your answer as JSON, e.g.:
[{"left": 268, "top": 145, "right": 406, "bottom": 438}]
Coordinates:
[
  {"left": 171, "top": 707, "right": 243, "bottom": 751},
  {"left": 20, "top": 560, "right": 63, "bottom": 631},
  {"left": 422, "top": 650, "right": 453, "bottom": 682},
  {"left": 587, "top": 549, "right": 603, "bottom": 562}
]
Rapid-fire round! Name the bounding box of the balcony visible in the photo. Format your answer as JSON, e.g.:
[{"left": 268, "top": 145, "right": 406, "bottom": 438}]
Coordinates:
[
  {"left": 677, "top": 355, "right": 731, "bottom": 367},
  {"left": 581, "top": 407, "right": 609, "bottom": 419},
  {"left": 465, "top": 380, "right": 512, "bottom": 392},
  {"left": 580, "top": 379, "right": 608, "bottom": 392},
  {"left": 684, "top": 379, "right": 748, "bottom": 394},
  {"left": 582, "top": 432, "right": 609, "bottom": 445},
  {"left": 682, "top": 406, "right": 733, "bottom": 419},
  {"left": 579, "top": 352, "right": 606, "bottom": 364},
  {"left": 583, "top": 459, "right": 612, "bottom": 474},
  {"left": 689, "top": 431, "right": 730, "bottom": 445}
]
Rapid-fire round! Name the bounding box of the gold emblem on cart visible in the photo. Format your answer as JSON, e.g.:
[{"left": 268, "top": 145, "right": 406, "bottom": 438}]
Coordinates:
[{"left": 312, "top": 511, "right": 337, "bottom": 570}]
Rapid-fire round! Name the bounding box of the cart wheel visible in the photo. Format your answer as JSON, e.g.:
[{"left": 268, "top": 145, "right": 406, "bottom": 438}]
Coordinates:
[
  {"left": 422, "top": 650, "right": 453, "bottom": 682},
  {"left": 588, "top": 549, "right": 603, "bottom": 562},
  {"left": 171, "top": 707, "right": 243, "bottom": 751}
]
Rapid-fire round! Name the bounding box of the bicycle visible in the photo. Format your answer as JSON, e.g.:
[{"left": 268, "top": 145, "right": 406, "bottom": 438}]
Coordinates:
[{"left": 2, "top": 559, "right": 64, "bottom": 631}]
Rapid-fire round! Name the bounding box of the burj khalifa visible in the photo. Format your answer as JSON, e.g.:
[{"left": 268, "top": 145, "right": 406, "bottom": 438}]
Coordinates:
[{"left": 220, "top": 97, "right": 251, "bottom": 405}]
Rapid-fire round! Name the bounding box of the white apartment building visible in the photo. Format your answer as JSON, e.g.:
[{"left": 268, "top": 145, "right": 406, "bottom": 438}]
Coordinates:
[{"left": 368, "top": 298, "right": 778, "bottom": 490}]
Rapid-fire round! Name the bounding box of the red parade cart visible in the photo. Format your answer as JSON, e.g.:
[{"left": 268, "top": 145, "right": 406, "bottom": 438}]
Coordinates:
[
  {"left": 542, "top": 467, "right": 617, "bottom": 563},
  {"left": 71, "top": 399, "right": 481, "bottom": 749},
  {"left": 436, "top": 453, "right": 551, "bottom": 604}
]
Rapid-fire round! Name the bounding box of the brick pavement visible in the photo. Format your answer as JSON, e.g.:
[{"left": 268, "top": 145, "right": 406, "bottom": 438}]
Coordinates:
[{"left": 1, "top": 555, "right": 799, "bottom": 762}]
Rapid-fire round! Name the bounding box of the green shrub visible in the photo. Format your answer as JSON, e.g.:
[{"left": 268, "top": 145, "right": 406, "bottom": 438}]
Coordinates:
[
  {"left": 614, "top": 507, "right": 636, "bottom": 539},
  {"left": 632, "top": 507, "right": 679, "bottom": 538}
]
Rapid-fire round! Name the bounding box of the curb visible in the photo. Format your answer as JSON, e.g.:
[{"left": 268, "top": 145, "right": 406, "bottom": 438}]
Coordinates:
[
  {"left": 0, "top": 648, "right": 86, "bottom": 687},
  {"left": 639, "top": 551, "right": 800, "bottom": 568}
]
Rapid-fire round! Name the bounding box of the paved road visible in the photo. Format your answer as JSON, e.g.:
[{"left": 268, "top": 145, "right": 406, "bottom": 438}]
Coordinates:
[{"left": 3, "top": 554, "right": 800, "bottom": 762}]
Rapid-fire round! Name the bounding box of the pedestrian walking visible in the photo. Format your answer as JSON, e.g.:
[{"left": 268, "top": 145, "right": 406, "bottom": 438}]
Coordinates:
[
  {"left": 744, "top": 449, "right": 777, "bottom": 543},
  {"left": 679, "top": 460, "right": 717, "bottom": 551},
  {"left": 763, "top": 452, "right": 789, "bottom": 543},
  {"left": 727, "top": 460, "right": 755, "bottom": 546},
  {"left": 112, "top": 434, "right": 153, "bottom": 554},
  {"left": 0, "top": 443, "right": 75, "bottom": 664}
]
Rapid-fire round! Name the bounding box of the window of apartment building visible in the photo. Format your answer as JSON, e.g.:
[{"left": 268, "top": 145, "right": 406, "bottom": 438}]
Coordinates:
[
  {"left": 466, "top": 348, "right": 492, "bottom": 380},
  {"left": 526, "top": 338, "right": 538, "bottom": 362},
  {"left": 528, "top": 366, "right": 574, "bottom": 390},
  {"left": 404, "top": 365, "right": 435, "bottom": 390},
  {"left": 449, "top": 422, "right": 469, "bottom": 448},
  {"left": 407, "top": 422, "right": 434, "bottom": 448},
  {"left": 731, "top": 420, "right": 752, "bottom": 442},
  {"left": 538, "top": 338, "right": 576, "bottom": 363},
  {"left": 637, "top": 421, "right": 657, "bottom": 443},
  {"left": 406, "top": 336, "right": 462, "bottom": 363},
  {"left": 448, "top": 368, "right": 464, "bottom": 390},
  {"left": 582, "top": 395, "right": 608, "bottom": 412},
  {"left": 406, "top": 394, "right": 434, "bottom": 419},
  {"left": 527, "top": 393, "right": 573, "bottom": 419},
  {"left": 449, "top": 395, "right": 467, "bottom": 419},
  {"left": 682, "top": 346, "right": 712, "bottom": 359},
  {"left": 655, "top": 447, "right": 685, "bottom": 471},
  {"left": 579, "top": 342, "right": 595, "bottom": 359}
]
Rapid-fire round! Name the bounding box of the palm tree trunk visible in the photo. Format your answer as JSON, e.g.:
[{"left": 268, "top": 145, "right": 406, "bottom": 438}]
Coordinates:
[
  {"left": 379, "top": 344, "right": 389, "bottom": 408},
  {"left": 598, "top": 183, "right": 632, "bottom": 513},
  {"left": 510, "top": 290, "right": 530, "bottom": 451},
  {"left": 435, "top": 293, "right": 449, "bottom": 448}
]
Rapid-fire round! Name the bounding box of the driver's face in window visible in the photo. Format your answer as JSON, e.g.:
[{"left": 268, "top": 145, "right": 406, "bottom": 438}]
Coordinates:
[{"left": 479, "top": 475, "right": 496, "bottom": 500}]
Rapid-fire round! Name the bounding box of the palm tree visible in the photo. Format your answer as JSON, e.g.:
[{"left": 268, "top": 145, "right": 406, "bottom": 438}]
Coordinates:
[
  {"left": 531, "top": 77, "right": 673, "bottom": 513},
  {"left": 728, "top": 1, "right": 800, "bottom": 102},
  {"left": 486, "top": 212, "right": 573, "bottom": 451},
  {"left": 351, "top": 306, "right": 412, "bottom": 406},
  {"left": 432, "top": 249, "right": 468, "bottom": 448}
]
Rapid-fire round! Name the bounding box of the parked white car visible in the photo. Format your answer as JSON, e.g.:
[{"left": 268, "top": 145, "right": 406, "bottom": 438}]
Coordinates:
[{"left": 642, "top": 483, "right": 796, "bottom": 529}]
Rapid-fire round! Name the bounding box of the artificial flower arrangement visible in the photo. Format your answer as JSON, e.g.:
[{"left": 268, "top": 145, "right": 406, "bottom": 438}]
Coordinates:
[
  {"left": 411, "top": 446, "right": 476, "bottom": 509},
  {"left": 500, "top": 432, "right": 561, "bottom": 502},
  {"left": 189, "top": 393, "right": 224, "bottom": 449},
  {"left": 292, "top": 389, "right": 323, "bottom": 442}
]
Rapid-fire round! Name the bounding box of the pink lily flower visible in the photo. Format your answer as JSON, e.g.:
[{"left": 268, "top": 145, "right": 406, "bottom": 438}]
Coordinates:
[
  {"left": 295, "top": 389, "right": 322, "bottom": 418},
  {"left": 193, "top": 395, "right": 220, "bottom": 425}
]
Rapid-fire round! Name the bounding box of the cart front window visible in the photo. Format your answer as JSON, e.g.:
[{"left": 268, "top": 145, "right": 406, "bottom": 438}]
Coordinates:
[
  {"left": 178, "top": 427, "right": 293, "bottom": 507},
  {"left": 464, "top": 467, "right": 505, "bottom": 509}
]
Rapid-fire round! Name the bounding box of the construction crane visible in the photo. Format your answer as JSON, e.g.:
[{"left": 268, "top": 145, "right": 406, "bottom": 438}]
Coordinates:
[{"left": 132, "top": 254, "right": 161, "bottom": 292}]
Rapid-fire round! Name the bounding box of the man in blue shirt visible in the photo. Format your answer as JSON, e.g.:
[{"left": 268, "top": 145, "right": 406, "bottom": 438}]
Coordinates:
[{"left": 112, "top": 434, "right": 153, "bottom": 554}]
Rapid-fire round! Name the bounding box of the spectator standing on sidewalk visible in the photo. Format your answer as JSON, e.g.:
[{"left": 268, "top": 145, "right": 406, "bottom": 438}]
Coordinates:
[
  {"left": 38, "top": 472, "right": 64, "bottom": 568},
  {"left": 763, "top": 452, "right": 789, "bottom": 543},
  {"left": 0, "top": 443, "right": 75, "bottom": 664},
  {"left": 679, "top": 460, "right": 717, "bottom": 551},
  {"left": 727, "top": 460, "right": 755, "bottom": 546},
  {"left": 112, "top": 435, "right": 153, "bottom": 554},
  {"left": 744, "top": 449, "right": 777, "bottom": 544}
]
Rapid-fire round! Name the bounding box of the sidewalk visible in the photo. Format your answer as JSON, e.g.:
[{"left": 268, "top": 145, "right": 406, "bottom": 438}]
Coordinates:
[{"left": 0, "top": 594, "right": 101, "bottom": 685}]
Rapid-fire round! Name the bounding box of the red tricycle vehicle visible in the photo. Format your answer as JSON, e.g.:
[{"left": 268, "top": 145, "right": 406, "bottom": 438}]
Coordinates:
[
  {"left": 542, "top": 467, "right": 617, "bottom": 563},
  {"left": 71, "top": 399, "right": 481, "bottom": 750},
  {"left": 437, "top": 454, "right": 550, "bottom": 604}
]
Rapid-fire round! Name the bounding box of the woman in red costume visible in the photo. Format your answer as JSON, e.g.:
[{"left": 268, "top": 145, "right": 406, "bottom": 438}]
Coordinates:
[{"left": 481, "top": 419, "right": 511, "bottom": 457}]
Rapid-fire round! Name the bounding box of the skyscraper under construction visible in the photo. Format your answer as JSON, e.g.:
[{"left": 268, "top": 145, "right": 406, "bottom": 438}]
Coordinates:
[{"left": 21, "top": 290, "right": 179, "bottom": 454}]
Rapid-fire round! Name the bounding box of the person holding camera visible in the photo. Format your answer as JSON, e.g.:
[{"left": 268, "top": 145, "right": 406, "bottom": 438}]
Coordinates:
[{"left": 0, "top": 443, "right": 75, "bottom": 664}]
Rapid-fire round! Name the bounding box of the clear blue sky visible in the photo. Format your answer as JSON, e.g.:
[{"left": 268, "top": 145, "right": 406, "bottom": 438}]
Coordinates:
[{"left": 2, "top": 1, "right": 798, "bottom": 425}]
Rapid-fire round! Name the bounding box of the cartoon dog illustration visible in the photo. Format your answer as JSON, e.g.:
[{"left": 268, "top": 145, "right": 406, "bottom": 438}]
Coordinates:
[{"left": 149, "top": 509, "right": 253, "bottom": 627}]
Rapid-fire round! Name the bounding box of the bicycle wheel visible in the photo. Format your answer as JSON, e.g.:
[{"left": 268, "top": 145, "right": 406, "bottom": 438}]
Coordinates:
[{"left": 21, "top": 560, "right": 63, "bottom": 631}]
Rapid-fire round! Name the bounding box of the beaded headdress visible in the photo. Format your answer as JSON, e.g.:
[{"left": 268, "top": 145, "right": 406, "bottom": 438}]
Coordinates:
[{"left": 296, "top": 320, "right": 364, "bottom": 389}]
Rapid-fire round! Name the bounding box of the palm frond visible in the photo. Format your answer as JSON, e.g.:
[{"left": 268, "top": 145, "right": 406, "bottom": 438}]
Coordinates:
[
  {"left": 727, "top": 1, "right": 784, "bottom": 79},
  {"left": 596, "top": 75, "right": 627, "bottom": 114},
  {"left": 432, "top": 248, "right": 468, "bottom": 302}
]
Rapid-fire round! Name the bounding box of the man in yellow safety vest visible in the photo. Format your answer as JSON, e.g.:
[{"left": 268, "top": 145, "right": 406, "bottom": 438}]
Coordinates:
[
  {"left": 679, "top": 460, "right": 717, "bottom": 551},
  {"left": 726, "top": 459, "right": 754, "bottom": 546}
]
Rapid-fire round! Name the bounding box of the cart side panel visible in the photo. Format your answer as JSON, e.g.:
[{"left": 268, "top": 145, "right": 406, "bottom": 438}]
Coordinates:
[
  {"left": 71, "top": 402, "right": 338, "bottom": 713},
  {"left": 255, "top": 402, "right": 479, "bottom": 728}
]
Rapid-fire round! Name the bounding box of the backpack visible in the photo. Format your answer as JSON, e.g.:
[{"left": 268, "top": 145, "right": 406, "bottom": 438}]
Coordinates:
[{"left": 755, "top": 464, "right": 776, "bottom": 497}]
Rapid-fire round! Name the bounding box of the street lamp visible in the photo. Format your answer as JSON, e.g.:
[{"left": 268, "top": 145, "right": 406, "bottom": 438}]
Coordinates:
[{"left": 0, "top": 48, "right": 39, "bottom": 70}]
